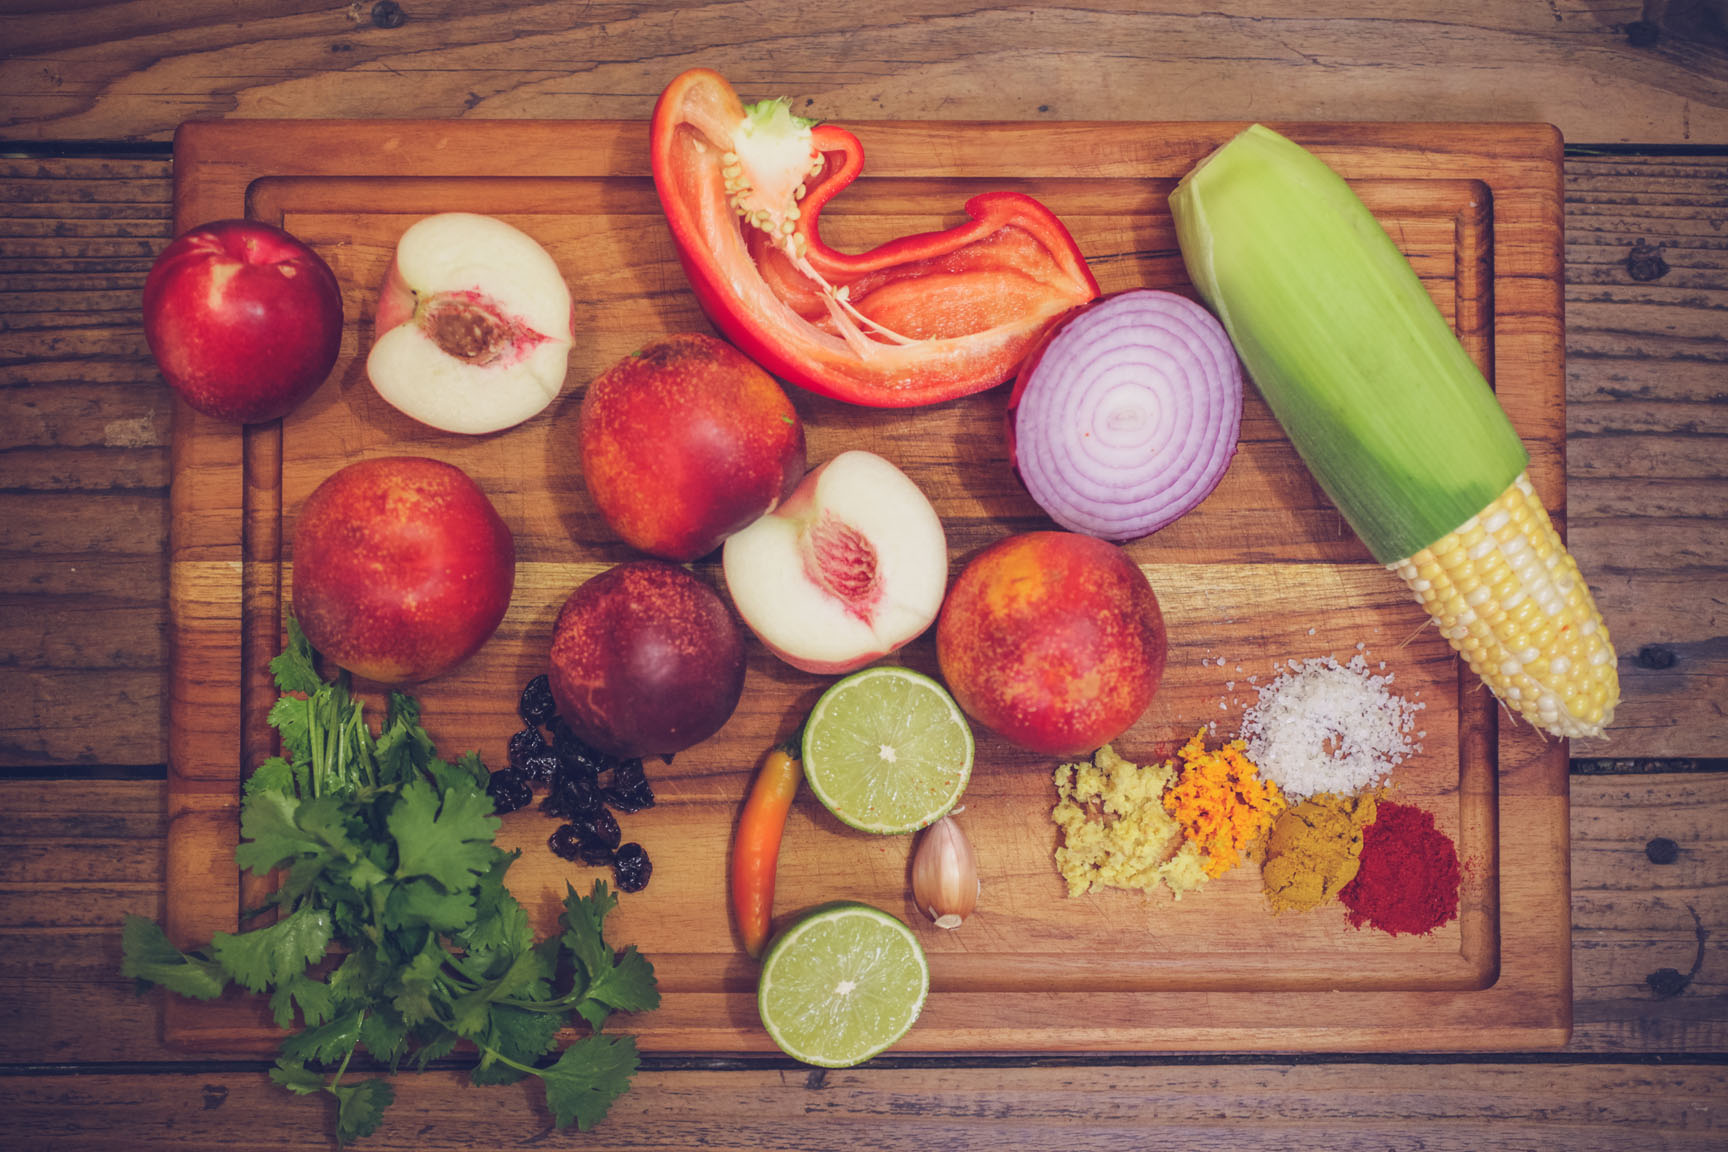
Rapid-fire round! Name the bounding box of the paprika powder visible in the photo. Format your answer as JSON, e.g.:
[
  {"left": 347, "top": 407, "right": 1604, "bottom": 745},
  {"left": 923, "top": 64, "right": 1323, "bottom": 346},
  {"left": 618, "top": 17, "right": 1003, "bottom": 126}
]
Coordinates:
[{"left": 1337, "top": 799, "right": 1460, "bottom": 935}]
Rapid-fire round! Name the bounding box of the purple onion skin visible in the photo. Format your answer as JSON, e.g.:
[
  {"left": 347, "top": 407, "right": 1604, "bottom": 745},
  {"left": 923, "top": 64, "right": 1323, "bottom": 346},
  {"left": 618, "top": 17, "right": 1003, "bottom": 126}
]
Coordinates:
[{"left": 1006, "top": 289, "right": 1244, "bottom": 543}]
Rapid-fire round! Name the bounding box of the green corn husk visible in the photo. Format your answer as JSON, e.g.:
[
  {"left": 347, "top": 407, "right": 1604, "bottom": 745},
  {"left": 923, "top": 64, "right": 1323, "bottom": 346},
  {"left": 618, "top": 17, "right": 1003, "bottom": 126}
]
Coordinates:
[{"left": 1169, "top": 124, "right": 1528, "bottom": 564}]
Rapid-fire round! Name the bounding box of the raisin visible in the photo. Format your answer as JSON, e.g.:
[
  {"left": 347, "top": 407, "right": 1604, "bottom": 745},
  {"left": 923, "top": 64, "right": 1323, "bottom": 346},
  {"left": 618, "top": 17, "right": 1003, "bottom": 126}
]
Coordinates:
[
  {"left": 485, "top": 768, "right": 534, "bottom": 815},
  {"left": 519, "top": 674, "right": 557, "bottom": 725},
  {"left": 518, "top": 751, "right": 562, "bottom": 785},
  {"left": 548, "top": 823, "right": 584, "bottom": 861},
  {"left": 553, "top": 729, "right": 610, "bottom": 779},
  {"left": 603, "top": 757, "right": 656, "bottom": 813},
  {"left": 540, "top": 773, "right": 601, "bottom": 821},
  {"left": 613, "top": 843, "right": 652, "bottom": 892},
  {"left": 576, "top": 808, "right": 622, "bottom": 852},
  {"left": 576, "top": 841, "right": 616, "bottom": 867},
  {"left": 507, "top": 726, "right": 547, "bottom": 770}
]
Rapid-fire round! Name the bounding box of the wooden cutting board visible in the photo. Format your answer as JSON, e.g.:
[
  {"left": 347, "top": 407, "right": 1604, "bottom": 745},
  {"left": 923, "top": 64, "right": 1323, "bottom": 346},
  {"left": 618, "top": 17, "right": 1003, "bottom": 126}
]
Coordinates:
[{"left": 163, "top": 117, "right": 1571, "bottom": 1053}]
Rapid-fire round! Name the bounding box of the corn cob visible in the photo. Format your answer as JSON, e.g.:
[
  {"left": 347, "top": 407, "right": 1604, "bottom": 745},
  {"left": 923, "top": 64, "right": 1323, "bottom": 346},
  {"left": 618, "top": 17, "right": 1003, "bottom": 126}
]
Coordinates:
[{"left": 1170, "top": 124, "right": 1618, "bottom": 740}]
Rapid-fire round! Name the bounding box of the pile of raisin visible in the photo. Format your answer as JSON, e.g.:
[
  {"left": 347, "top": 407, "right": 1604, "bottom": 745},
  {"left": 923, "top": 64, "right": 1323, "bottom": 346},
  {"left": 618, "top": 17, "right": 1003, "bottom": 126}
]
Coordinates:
[{"left": 485, "top": 674, "right": 656, "bottom": 893}]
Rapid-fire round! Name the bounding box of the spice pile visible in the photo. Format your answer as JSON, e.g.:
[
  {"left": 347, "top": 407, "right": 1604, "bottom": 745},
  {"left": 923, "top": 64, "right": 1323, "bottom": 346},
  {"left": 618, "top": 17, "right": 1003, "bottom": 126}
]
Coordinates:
[
  {"left": 1051, "top": 730, "right": 1284, "bottom": 899},
  {"left": 1338, "top": 801, "right": 1461, "bottom": 935},
  {"left": 1240, "top": 654, "right": 1423, "bottom": 799},
  {"left": 1261, "top": 791, "right": 1378, "bottom": 913},
  {"left": 1051, "top": 650, "right": 1464, "bottom": 938}
]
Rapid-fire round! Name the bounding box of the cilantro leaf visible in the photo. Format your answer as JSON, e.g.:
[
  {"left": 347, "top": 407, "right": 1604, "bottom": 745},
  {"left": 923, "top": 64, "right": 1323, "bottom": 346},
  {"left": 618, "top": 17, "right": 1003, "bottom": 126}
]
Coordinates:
[
  {"left": 269, "top": 971, "right": 336, "bottom": 1030},
  {"left": 458, "top": 884, "right": 532, "bottom": 960},
  {"left": 333, "top": 1077, "right": 394, "bottom": 1144},
  {"left": 387, "top": 778, "right": 501, "bottom": 892},
  {"left": 269, "top": 1059, "right": 328, "bottom": 1095},
  {"left": 269, "top": 616, "right": 324, "bottom": 696},
  {"left": 279, "top": 1008, "right": 365, "bottom": 1067},
  {"left": 469, "top": 1004, "right": 563, "bottom": 1087},
  {"left": 424, "top": 751, "right": 488, "bottom": 795},
  {"left": 357, "top": 1006, "right": 409, "bottom": 1067},
  {"left": 210, "top": 906, "right": 333, "bottom": 993},
  {"left": 268, "top": 694, "right": 316, "bottom": 765},
  {"left": 120, "top": 914, "right": 228, "bottom": 1000},
  {"left": 233, "top": 789, "right": 317, "bottom": 875},
  {"left": 559, "top": 881, "right": 659, "bottom": 1018},
  {"left": 539, "top": 1033, "right": 640, "bottom": 1132},
  {"left": 388, "top": 940, "right": 447, "bottom": 1027},
  {"left": 585, "top": 945, "right": 660, "bottom": 1016},
  {"left": 383, "top": 878, "right": 476, "bottom": 933},
  {"left": 245, "top": 755, "right": 297, "bottom": 799},
  {"left": 559, "top": 881, "right": 619, "bottom": 984}
]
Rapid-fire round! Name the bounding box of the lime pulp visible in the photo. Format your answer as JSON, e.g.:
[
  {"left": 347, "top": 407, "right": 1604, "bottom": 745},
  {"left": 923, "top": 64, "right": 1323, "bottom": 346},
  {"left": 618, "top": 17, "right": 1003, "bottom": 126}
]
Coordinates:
[{"left": 756, "top": 902, "right": 930, "bottom": 1067}]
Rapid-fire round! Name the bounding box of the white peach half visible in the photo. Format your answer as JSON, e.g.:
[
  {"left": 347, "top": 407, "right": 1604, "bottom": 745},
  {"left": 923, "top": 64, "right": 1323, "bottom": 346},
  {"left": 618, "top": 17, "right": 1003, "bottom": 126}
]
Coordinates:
[
  {"left": 366, "top": 212, "right": 575, "bottom": 434},
  {"left": 722, "top": 449, "right": 948, "bottom": 675}
]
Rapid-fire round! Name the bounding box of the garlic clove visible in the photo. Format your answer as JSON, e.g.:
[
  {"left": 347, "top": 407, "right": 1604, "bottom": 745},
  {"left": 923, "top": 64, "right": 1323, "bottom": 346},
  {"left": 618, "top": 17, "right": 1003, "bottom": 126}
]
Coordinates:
[{"left": 911, "top": 814, "right": 979, "bottom": 929}]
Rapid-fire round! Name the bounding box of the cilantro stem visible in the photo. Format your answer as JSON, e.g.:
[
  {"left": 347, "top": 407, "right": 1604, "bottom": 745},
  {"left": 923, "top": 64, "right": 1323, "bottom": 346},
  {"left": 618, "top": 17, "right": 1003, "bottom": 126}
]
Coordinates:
[{"left": 326, "top": 1031, "right": 360, "bottom": 1094}]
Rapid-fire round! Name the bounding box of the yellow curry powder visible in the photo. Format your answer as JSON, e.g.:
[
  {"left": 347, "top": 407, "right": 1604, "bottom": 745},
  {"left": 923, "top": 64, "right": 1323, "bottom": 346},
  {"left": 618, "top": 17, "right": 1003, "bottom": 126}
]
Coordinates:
[
  {"left": 1160, "top": 728, "right": 1286, "bottom": 878},
  {"left": 1260, "top": 791, "right": 1380, "bottom": 913},
  {"left": 1052, "top": 745, "right": 1211, "bottom": 899}
]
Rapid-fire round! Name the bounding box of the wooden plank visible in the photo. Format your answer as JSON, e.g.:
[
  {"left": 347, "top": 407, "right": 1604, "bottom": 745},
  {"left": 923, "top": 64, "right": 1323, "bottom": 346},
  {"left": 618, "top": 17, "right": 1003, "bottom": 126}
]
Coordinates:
[
  {"left": 0, "top": 157, "right": 172, "bottom": 768},
  {"left": 0, "top": 780, "right": 172, "bottom": 1062},
  {"left": 1, "top": 1062, "right": 1724, "bottom": 1151},
  {"left": 2, "top": 2, "right": 1728, "bottom": 144},
  {"left": 1564, "top": 154, "right": 1728, "bottom": 759}
]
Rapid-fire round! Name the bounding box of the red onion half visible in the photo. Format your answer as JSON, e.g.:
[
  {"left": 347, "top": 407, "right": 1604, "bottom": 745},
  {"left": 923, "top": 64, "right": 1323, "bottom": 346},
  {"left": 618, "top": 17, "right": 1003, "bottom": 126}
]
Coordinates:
[{"left": 1006, "top": 289, "right": 1243, "bottom": 542}]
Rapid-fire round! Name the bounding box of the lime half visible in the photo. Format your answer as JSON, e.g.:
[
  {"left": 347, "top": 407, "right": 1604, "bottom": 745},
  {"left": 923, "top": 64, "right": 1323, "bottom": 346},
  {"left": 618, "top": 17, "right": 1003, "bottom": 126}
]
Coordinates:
[
  {"left": 757, "top": 902, "right": 930, "bottom": 1067},
  {"left": 801, "top": 666, "right": 974, "bottom": 834}
]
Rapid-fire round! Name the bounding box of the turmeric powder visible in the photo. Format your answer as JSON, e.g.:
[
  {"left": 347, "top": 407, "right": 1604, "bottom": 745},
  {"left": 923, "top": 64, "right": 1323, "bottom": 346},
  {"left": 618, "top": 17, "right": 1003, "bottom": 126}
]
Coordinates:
[
  {"left": 1160, "top": 728, "right": 1285, "bottom": 878},
  {"left": 1261, "top": 791, "right": 1379, "bottom": 913}
]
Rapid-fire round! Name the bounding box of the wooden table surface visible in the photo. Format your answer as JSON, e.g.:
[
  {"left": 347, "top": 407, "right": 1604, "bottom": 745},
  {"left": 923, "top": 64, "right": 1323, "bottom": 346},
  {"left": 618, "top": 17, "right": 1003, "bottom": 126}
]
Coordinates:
[{"left": 1, "top": 3, "right": 1723, "bottom": 1148}]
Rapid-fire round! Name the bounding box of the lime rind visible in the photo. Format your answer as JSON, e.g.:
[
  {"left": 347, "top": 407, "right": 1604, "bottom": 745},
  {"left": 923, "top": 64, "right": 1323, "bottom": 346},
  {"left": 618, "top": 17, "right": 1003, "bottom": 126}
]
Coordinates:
[
  {"left": 800, "top": 666, "right": 974, "bottom": 835},
  {"left": 757, "top": 902, "right": 930, "bottom": 1068}
]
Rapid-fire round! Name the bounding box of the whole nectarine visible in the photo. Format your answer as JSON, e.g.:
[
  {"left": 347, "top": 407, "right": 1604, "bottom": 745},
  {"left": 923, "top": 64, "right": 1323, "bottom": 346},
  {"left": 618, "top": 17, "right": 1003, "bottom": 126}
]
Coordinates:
[
  {"left": 579, "top": 333, "right": 805, "bottom": 561},
  {"left": 143, "top": 219, "right": 343, "bottom": 424},
  {"left": 548, "top": 560, "right": 746, "bottom": 758},
  {"left": 936, "top": 531, "right": 1166, "bottom": 756},
  {"left": 291, "top": 456, "right": 515, "bottom": 684}
]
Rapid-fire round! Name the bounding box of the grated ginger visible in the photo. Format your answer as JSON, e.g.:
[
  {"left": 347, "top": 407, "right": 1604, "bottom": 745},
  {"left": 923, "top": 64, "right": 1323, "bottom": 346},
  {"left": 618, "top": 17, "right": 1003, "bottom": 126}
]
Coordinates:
[{"left": 1052, "top": 745, "right": 1211, "bottom": 899}]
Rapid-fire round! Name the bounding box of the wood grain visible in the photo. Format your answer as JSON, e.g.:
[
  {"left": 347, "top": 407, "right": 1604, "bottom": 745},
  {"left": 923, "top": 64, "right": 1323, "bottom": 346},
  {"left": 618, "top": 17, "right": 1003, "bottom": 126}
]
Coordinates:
[
  {"left": 4, "top": 153, "right": 1725, "bottom": 767},
  {"left": 1565, "top": 153, "right": 1728, "bottom": 758},
  {"left": 2, "top": 774, "right": 1719, "bottom": 1065},
  {"left": 1, "top": 1062, "right": 1725, "bottom": 1151},
  {"left": 151, "top": 118, "right": 1570, "bottom": 1052},
  {"left": 2, "top": 2, "right": 1728, "bottom": 145}
]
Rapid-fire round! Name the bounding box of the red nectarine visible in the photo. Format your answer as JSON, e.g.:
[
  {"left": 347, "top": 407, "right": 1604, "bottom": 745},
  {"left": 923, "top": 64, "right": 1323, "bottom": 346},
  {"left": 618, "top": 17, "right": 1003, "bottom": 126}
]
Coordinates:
[
  {"left": 579, "top": 333, "right": 805, "bottom": 561},
  {"left": 291, "top": 457, "right": 515, "bottom": 684},
  {"left": 548, "top": 560, "right": 747, "bottom": 758},
  {"left": 143, "top": 219, "right": 344, "bottom": 424},
  {"left": 936, "top": 531, "right": 1166, "bottom": 756}
]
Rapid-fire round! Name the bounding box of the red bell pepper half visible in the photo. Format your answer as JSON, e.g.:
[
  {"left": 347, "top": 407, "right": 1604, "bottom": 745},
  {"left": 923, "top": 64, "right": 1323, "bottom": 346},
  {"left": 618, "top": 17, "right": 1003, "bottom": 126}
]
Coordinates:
[{"left": 649, "top": 68, "right": 1100, "bottom": 408}]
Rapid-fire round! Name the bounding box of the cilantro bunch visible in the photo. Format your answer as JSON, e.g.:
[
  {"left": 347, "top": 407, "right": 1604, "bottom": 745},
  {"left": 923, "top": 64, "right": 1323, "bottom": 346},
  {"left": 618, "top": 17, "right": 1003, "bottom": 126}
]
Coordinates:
[{"left": 123, "top": 619, "right": 659, "bottom": 1143}]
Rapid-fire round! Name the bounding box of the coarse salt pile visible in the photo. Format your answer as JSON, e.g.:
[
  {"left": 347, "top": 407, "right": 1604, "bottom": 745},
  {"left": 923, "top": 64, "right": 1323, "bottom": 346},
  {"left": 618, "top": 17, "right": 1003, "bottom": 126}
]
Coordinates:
[{"left": 1239, "top": 654, "right": 1423, "bottom": 799}]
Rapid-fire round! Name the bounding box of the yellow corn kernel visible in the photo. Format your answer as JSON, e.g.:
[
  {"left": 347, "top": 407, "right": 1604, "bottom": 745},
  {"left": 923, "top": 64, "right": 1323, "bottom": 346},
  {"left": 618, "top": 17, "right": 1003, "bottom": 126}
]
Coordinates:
[{"left": 1393, "top": 473, "right": 1618, "bottom": 740}]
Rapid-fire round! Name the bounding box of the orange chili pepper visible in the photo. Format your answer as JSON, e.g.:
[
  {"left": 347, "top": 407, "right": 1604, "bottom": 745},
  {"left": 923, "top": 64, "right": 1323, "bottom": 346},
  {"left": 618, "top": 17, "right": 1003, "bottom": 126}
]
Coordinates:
[{"left": 732, "top": 742, "right": 802, "bottom": 959}]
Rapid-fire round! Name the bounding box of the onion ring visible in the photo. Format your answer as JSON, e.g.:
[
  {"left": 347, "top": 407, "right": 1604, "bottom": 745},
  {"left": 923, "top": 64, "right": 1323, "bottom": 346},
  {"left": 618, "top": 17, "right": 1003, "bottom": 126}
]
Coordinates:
[{"left": 1006, "top": 289, "right": 1244, "bottom": 541}]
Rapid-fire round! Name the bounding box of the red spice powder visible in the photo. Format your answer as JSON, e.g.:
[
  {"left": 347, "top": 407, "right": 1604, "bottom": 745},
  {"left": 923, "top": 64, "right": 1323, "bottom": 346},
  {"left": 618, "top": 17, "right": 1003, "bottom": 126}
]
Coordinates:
[{"left": 1338, "top": 799, "right": 1460, "bottom": 936}]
